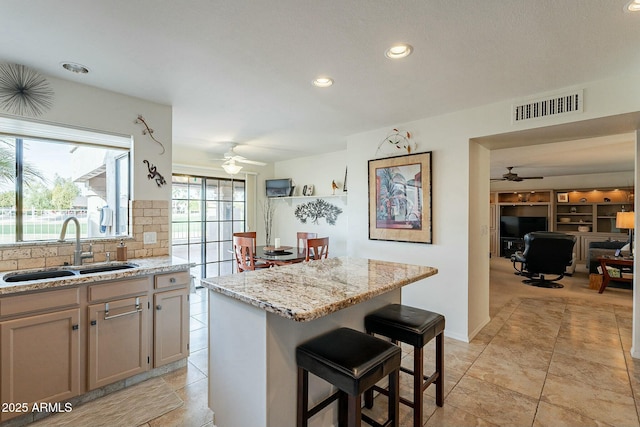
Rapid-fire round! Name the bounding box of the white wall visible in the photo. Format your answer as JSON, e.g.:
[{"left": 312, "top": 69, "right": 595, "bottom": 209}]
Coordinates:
[{"left": 272, "top": 151, "right": 348, "bottom": 254}]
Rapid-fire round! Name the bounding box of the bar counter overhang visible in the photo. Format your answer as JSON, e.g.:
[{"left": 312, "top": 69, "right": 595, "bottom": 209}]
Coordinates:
[{"left": 200, "top": 256, "right": 438, "bottom": 427}]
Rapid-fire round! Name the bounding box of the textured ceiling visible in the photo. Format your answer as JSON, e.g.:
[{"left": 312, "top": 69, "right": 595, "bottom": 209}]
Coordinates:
[{"left": 1, "top": 0, "right": 639, "bottom": 173}]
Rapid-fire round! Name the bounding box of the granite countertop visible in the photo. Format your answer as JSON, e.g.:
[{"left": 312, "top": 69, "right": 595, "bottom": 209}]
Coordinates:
[
  {"left": 0, "top": 256, "right": 193, "bottom": 296},
  {"left": 200, "top": 256, "right": 437, "bottom": 322}
]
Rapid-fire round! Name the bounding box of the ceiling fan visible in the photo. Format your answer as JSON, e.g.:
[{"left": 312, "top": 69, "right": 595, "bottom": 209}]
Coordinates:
[
  {"left": 211, "top": 143, "right": 267, "bottom": 174},
  {"left": 492, "top": 166, "right": 543, "bottom": 182}
]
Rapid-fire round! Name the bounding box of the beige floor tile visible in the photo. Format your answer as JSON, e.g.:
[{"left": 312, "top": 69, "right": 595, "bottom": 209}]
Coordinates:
[
  {"left": 425, "top": 404, "right": 498, "bottom": 426},
  {"left": 466, "top": 351, "right": 547, "bottom": 398},
  {"left": 191, "top": 311, "right": 208, "bottom": 324},
  {"left": 493, "top": 321, "right": 558, "bottom": 352},
  {"left": 554, "top": 334, "right": 627, "bottom": 369},
  {"left": 148, "top": 378, "right": 214, "bottom": 427},
  {"left": 446, "top": 376, "right": 538, "bottom": 426},
  {"left": 557, "top": 322, "right": 622, "bottom": 348},
  {"left": 533, "top": 401, "right": 613, "bottom": 427},
  {"left": 160, "top": 361, "right": 207, "bottom": 391},
  {"left": 190, "top": 326, "right": 209, "bottom": 352},
  {"left": 190, "top": 299, "right": 207, "bottom": 316},
  {"left": 481, "top": 338, "right": 553, "bottom": 371},
  {"left": 189, "top": 347, "right": 208, "bottom": 375},
  {"left": 190, "top": 316, "right": 206, "bottom": 331},
  {"left": 548, "top": 351, "right": 632, "bottom": 396},
  {"left": 541, "top": 373, "right": 639, "bottom": 427}
]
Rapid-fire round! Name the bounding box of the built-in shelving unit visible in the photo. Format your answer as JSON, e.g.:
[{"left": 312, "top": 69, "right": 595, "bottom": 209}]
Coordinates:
[
  {"left": 489, "top": 187, "right": 634, "bottom": 260},
  {"left": 554, "top": 188, "right": 633, "bottom": 233},
  {"left": 270, "top": 194, "right": 348, "bottom": 206},
  {"left": 271, "top": 194, "right": 347, "bottom": 200}
]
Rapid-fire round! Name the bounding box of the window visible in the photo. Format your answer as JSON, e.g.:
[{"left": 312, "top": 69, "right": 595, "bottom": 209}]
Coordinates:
[
  {"left": 0, "top": 136, "right": 130, "bottom": 243},
  {"left": 172, "top": 174, "right": 246, "bottom": 280}
]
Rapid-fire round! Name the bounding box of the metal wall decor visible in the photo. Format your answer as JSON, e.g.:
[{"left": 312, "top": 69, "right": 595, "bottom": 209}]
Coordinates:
[
  {"left": 374, "top": 128, "right": 416, "bottom": 158},
  {"left": 0, "top": 63, "right": 54, "bottom": 117},
  {"left": 135, "top": 115, "right": 165, "bottom": 154},
  {"left": 143, "top": 160, "right": 167, "bottom": 187},
  {"left": 295, "top": 199, "right": 343, "bottom": 225}
]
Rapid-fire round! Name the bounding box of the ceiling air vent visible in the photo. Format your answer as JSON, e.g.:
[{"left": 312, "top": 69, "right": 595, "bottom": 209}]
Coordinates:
[{"left": 512, "top": 89, "right": 583, "bottom": 123}]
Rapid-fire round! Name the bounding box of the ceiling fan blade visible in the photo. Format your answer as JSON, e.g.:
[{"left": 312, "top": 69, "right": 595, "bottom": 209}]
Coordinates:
[
  {"left": 235, "top": 158, "right": 267, "bottom": 166},
  {"left": 520, "top": 176, "right": 544, "bottom": 180}
]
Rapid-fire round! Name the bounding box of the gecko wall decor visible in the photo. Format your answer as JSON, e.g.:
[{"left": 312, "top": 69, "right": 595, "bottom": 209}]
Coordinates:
[{"left": 143, "top": 159, "right": 167, "bottom": 187}]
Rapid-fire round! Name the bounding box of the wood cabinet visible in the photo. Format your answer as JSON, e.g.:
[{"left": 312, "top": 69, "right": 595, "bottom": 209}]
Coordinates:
[
  {"left": 0, "top": 301, "right": 80, "bottom": 421},
  {"left": 154, "top": 289, "right": 189, "bottom": 367},
  {"left": 153, "top": 271, "right": 190, "bottom": 368},
  {"left": 88, "top": 296, "right": 149, "bottom": 390},
  {"left": 0, "top": 269, "right": 190, "bottom": 420}
]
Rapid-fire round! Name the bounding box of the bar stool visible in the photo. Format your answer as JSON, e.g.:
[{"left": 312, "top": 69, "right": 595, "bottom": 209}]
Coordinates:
[
  {"left": 364, "top": 304, "right": 445, "bottom": 427},
  {"left": 296, "top": 327, "right": 401, "bottom": 427}
]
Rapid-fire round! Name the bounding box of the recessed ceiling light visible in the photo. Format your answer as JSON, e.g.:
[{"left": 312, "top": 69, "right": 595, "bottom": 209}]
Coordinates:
[
  {"left": 312, "top": 77, "right": 333, "bottom": 88},
  {"left": 627, "top": 0, "right": 640, "bottom": 12},
  {"left": 385, "top": 44, "right": 413, "bottom": 59},
  {"left": 61, "top": 62, "right": 89, "bottom": 74}
]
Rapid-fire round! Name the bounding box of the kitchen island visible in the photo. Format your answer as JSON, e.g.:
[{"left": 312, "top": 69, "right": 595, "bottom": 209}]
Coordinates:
[{"left": 200, "top": 256, "right": 437, "bottom": 427}]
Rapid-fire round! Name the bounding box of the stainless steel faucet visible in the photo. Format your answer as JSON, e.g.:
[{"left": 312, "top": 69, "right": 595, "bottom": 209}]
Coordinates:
[{"left": 58, "top": 216, "right": 94, "bottom": 265}]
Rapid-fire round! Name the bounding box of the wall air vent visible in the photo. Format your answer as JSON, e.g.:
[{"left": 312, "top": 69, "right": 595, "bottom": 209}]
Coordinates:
[{"left": 512, "top": 89, "right": 583, "bottom": 123}]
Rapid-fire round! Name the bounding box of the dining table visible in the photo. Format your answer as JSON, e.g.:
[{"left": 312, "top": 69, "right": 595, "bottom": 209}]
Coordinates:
[{"left": 254, "top": 245, "right": 307, "bottom": 264}]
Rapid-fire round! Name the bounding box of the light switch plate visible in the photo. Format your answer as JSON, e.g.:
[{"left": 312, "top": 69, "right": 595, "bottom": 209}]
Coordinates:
[{"left": 143, "top": 231, "right": 157, "bottom": 244}]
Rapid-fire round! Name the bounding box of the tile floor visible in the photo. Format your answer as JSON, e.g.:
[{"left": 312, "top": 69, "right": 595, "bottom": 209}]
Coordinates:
[{"left": 24, "top": 258, "right": 639, "bottom": 426}]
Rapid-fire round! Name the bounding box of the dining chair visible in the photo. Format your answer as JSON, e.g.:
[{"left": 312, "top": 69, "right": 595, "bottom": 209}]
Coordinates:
[
  {"left": 297, "top": 232, "right": 318, "bottom": 249},
  {"left": 233, "top": 236, "right": 271, "bottom": 272},
  {"left": 305, "top": 237, "right": 329, "bottom": 261},
  {"left": 233, "top": 231, "right": 257, "bottom": 252}
]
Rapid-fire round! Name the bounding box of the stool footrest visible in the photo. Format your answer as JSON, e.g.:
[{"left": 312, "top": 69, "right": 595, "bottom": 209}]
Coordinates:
[
  {"left": 361, "top": 413, "right": 394, "bottom": 427},
  {"left": 370, "top": 384, "right": 415, "bottom": 409},
  {"left": 400, "top": 366, "right": 440, "bottom": 393},
  {"left": 307, "top": 390, "right": 340, "bottom": 419}
]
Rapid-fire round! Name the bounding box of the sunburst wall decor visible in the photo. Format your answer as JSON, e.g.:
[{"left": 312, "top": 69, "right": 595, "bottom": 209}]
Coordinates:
[{"left": 0, "top": 63, "right": 54, "bottom": 117}]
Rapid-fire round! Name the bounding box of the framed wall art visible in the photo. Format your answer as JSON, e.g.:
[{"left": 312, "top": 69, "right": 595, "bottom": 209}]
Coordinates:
[
  {"left": 557, "top": 192, "right": 569, "bottom": 203},
  {"left": 368, "top": 151, "right": 432, "bottom": 244}
]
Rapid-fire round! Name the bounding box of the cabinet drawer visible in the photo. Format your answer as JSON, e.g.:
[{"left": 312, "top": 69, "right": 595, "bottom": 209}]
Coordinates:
[
  {"left": 88, "top": 277, "right": 150, "bottom": 302},
  {"left": 155, "top": 271, "right": 189, "bottom": 290},
  {"left": 0, "top": 287, "right": 79, "bottom": 318}
]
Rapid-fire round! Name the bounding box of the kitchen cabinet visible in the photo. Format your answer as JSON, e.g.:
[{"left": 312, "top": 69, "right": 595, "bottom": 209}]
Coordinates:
[
  {"left": 153, "top": 271, "right": 190, "bottom": 367},
  {"left": 0, "top": 266, "right": 191, "bottom": 422},
  {"left": 87, "top": 295, "right": 149, "bottom": 390},
  {"left": 0, "top": 288, "right": 81, "bottom": 422}
]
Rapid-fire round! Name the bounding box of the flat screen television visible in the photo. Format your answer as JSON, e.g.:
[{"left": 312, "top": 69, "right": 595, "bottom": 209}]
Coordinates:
[
  {"left": 266, "top": 178, "right": 293, "bottom": 197},
  {"left": 500, "top": 216, "right": 548, "bottom": 238}
]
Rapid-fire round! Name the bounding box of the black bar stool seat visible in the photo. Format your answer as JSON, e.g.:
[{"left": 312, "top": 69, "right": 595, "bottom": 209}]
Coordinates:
[
  {"left": 365, "top": 304, "right": 445, "bottom": 427},
  {"left": 296, "top": 327, "right": 401, "bottom": 427}
]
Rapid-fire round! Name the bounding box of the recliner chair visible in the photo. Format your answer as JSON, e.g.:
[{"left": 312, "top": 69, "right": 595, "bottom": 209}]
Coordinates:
[{"left": 511, "top": 231, "right": 577, "bottom": 288}]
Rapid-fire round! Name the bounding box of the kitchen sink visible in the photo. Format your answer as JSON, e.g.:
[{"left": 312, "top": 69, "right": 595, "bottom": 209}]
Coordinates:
[
  {"left": 2, "top": 263, "right": 139, "bottom": 282},
  {"left": 4, "top": 269, "right": 77, "bottom": 282},
  {"left": 77, "top": 263, "right": 138, "bottom": 275}
]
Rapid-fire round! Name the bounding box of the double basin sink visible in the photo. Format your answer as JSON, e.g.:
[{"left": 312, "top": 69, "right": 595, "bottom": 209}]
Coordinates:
[{"left": 3, "top": 263, "right": 139, "bottom": 283}]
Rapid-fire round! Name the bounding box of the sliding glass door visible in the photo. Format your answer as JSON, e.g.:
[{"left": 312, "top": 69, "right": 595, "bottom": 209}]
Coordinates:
[{"left": 172, "top": 175, "right": 246, "bottom": 280}]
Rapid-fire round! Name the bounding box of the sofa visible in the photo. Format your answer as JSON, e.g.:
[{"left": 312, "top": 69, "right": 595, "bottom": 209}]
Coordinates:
[{"left": 587, "top": 239, "right": 630, "bottom": 274}]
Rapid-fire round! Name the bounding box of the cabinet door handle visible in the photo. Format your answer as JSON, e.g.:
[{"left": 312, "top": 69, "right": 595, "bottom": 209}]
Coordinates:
[
  {"left": 169, "top": 278, "right": 176, "bottom": 283},
  {"left": 90, "top": 320, "right": 97, "bottom": 326},
  {"left": 72, "top": 324, "right": 79, "bottom": 330},
  {"left": 156, "top": 305, "right": 162, "bottom": 311},
  {"left": 104, "top": 297, "right": 142, "bottom": 320}
]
